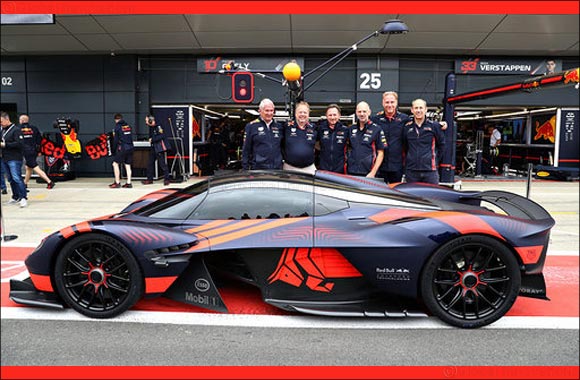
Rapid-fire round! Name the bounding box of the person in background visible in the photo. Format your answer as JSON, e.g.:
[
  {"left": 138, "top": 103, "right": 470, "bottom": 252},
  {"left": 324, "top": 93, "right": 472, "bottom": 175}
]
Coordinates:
[
  {"left": 282, "top": 101, "right": 318, "bottom": 175},
  {"left": 19, "top": 114, "right": 55, "bottom": 190},
  {"left": 0, "top": 111, "right": 27, "bottom": 207},
  {"left": 402, "top": 99, "right": 445, "bottom": 185},
  {"left": 141, "top": 115, "right": 171, "bottom": 186},
  {"left": 0, "top": 154, "right": 7, "bottom": 195},
  {"left": 241, "top": 98, "right": 284, "bottom": 170},
  {"left": 486, "top": 124, "right": 502, "bottom": 175},
  {"left": 207, "top": 122, "right": 229, "bottom": 172},
  {"left": 109, "top": 113, "right": 134, "bottom": 188},
  {"left": 346, "top": 101, "right": 385, "bottom": 178},
  {"left": 489, "top": 124, "right": 502, "bottom": 149},
  {"left": 316, "top": 104, "right": 348, "bottom": 174}
]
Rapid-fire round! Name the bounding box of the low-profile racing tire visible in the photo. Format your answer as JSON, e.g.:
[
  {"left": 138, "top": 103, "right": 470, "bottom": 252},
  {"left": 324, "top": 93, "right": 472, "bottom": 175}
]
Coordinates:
[
  {"left": 54, "top": 234, "right": 143, "bottom": 318},
  {"left": 421, "top": 235, "right": 521, "bottom": 328}
]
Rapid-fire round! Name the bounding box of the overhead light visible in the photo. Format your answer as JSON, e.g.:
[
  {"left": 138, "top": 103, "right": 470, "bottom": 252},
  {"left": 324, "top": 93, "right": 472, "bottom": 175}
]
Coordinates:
[
  {"left": 486, "top": 107, "right": 557, "bottom": 119},
  {"left": 380, "top": 19, "right": 409, "bottom": 35},
  {"left": 191, "top": 104, "right": 226, "bottom": 117},
  {"left": 455, "top": 111, "right": 482, "bottom": 117},
  {"left": 1, "top": 14, "right": 54, "bottom": 25},
  {"left": 456, "top": 107, "right": 558, "bottom": 121}
]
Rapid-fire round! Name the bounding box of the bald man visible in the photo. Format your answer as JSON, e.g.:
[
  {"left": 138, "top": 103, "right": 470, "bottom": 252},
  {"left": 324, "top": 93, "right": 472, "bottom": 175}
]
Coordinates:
[
  {"left": 402, "top": 99, "right": 446, "bottom": 185},
  {"left": 346, "top": 101, "right": 386, "bottom": 178}
]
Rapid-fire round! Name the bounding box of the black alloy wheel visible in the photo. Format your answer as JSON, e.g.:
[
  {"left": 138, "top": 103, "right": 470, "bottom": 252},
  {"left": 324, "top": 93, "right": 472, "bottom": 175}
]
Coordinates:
[
  {"left": 54, "top": 234, "right": 143, "bottom": 318},
  {"left": 421, "top": 235, "right": 521, "bottom": 328}
]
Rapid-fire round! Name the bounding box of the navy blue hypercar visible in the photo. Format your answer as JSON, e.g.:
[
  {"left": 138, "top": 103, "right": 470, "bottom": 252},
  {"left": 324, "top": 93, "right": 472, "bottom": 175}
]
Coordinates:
[{"left": 10, "top": 170, "right": 554, "bottom": 328}]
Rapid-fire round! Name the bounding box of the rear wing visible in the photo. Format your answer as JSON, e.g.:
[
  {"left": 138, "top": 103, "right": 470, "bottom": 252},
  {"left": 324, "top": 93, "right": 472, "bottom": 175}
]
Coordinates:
[{"left": 468, "top": 191, "right": 554, "bottom": 222}]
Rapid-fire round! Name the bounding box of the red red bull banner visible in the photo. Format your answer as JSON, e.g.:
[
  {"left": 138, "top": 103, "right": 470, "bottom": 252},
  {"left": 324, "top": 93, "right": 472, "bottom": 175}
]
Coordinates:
[
  {"left": 531, "top": 114, "right": 557, "bottom": 145},
  {"left": 84, "top": 132, "right": 113, "bottom": 160},
  {"left": 40, "top": 136, "right": 67, "bottom": 160},
  {"left": 533, "top": 115, "right": 556, "bottom": 144}
]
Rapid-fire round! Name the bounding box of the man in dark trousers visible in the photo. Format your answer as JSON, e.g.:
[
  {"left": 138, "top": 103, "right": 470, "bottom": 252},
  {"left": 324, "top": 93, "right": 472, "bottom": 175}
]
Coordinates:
[
  {"left": 110, "top": 113, "right": 134, "bottom": 188},
  {"left": 316, "top": 104, "right": 348, "bottom": 174},
  {"left": 19, "top": 114, "right": 55, "bottom": 190},
  {"left": 207, "top": 122, "right": 229, "bottom": 172},
  {"left": 141, "top": 115, "right": 171, "bottom": 186},
  {"left": 282, "top": 101, "right": 318, "bottom": 175},
  {"left": 403, "top": 99, "right": 446, "bottom": 185},
  {"left": 371, "top": 91, "right": 410, "bottom": 184},
  {"left": 241, "top": 98, "right": 284, "bottom": 170},
  {"left": 372, "top": 91, "right": 447, "bottom": 184},
  {"left": 346, "top": 101, "right": 386, "bottom": 178},
  {"left": 0, "top": 111, "right": 27, "bottom": 207}
]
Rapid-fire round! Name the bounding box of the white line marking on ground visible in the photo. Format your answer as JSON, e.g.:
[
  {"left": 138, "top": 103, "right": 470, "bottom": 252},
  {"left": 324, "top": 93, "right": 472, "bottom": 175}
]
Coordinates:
[
  {"left": 547, "top": 249, "right": 579, "bottom": 256},
  {"left": 0, "top": 242, "right": 38, "bottom": 248},
  {"left": 1, "top": 307, "right": 577, "bottom": 330},
  {"left": 551, "top": 229, "right": 580, "bottom": 237},
  {"left": 1, "top": 262, "right": 24, "bottom": 269}
]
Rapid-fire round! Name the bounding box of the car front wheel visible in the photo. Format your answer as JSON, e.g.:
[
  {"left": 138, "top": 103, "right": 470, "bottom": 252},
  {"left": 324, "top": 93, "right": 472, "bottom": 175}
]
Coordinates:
[{"left": 54, "top": 234, "right": 143, "bottom": 318}]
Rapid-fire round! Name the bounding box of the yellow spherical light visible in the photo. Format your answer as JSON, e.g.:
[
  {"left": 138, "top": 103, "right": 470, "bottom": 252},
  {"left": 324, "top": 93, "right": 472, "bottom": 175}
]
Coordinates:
[{"left": 283, "top": 62, "right": 302, "bottom": 82}]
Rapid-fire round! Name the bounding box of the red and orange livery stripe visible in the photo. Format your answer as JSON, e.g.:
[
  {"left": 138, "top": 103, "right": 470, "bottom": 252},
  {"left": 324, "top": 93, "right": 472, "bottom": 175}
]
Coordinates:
[
  {"left": 59, "top": 222, "right": 94, "bottom": 238},
  {"left": 186, "top": 218, "right": 307, "bottom": 252},
  {"left": 370, "top": 208, "right": 504, "bottom": 241},
  {"left": 30, "top": 273, "right": 54, "bottom": 292},
  {"left": 145, "top": 276, "right": 178, "bottom": 294}
]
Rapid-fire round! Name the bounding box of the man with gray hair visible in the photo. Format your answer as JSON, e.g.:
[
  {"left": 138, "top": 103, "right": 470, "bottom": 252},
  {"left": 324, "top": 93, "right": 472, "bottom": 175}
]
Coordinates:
[{"left": 241, "top": 98, "right": 284, "bottom": 170}]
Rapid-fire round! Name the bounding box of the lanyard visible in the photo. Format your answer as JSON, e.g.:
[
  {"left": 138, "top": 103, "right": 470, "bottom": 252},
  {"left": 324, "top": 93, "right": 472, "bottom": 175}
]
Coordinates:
[{"left": 1, "top": 124, "right": 15, "bottom": 140}]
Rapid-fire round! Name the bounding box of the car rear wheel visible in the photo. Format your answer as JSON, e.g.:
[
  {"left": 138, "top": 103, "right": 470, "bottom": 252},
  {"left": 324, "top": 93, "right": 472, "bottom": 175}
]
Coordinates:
[
  {"left": 421, "top": 235, "right": 521, "bottom": 328},
  {"left": 54, "top": 234, "right": 143, "bottom": 318}
]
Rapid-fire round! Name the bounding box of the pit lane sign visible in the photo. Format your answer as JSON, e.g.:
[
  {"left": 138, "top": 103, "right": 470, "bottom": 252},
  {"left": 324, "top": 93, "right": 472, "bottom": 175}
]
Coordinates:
[
  {"left": 198, "top": 57, "right": 304, "bottom": 73},
  {"left": 456, "top": 58, "right": 562, "bottom": 75}
]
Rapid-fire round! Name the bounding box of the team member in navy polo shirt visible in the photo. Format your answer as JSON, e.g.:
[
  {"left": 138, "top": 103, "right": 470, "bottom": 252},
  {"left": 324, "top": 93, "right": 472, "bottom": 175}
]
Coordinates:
[
  {"left": 316, "top": 104, "right": 348, "bottom": 174},
  {"left": 371, "top": 91, "right": 410, "bottom": 184},
  {"left": 372, "top": 91, "right": 448, "bottom": 184},
  {"left": 347, "top": 101, "right": 386, "bottom": 178},
  {"left": 403, "top": 98, "right": 445, "bottom": 185},
  {"left": 242, "top": 98, "right": 284, "bottom": 170},
  {"left": 283, "top": 101, "right": 317, "bottom": 175},
  {"left": 110, "top": 113, "right": 134, "bottom": 189},
  {"left": 19, "top": 114, "right": 55, "bottom": 190}
]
